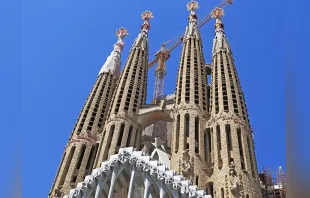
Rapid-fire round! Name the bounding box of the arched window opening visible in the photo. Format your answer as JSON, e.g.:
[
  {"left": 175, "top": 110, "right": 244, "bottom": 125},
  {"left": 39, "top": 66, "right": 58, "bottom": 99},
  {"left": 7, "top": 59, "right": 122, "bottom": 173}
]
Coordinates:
[
  {"left": 225, "top": 124, "right": 232, "bottom": 151},
  {"left": 216, "top": 125, "right": 222, "bottom": 150},
  {"left": 52, "top": 152, "right": 66, "bottom": 190},
  {"left": 196, "top": 176, "right": 199, "bottom": 186},
  {"left": 76, "top": 144, "right": 86, "bottom": 170},
  {"left": 237, "top": 128, "right": 246, "bottom": 170},
  {"left": 247, "top": 136, "right": 256, "bottom": 178},
  {"left": 209, "top": 182, "right": 214, "bottom": 198},
  {"left": 126, "top": 126, "right": 133, "bottom": 147},
  {"left": 221, "top": 188, "right": 224, "bottom": 198},
  {"left": 104, "top": 125, "right": 115, "bottom": 160},
  {"left": 185, "top": 114, "right": 190, "bottom": 137},
  {"left": 117, "top": 123, "right": 125, "bottom": 146},
  {"left": 134, "top": 129, "right": 141, "bottom": 149},
  {"left": 59, "top": 146, "right": 75, "bottom": 186},
  {"left": 195, "top": 117, "right": 199, "bottom": 154},
  {"left": 175, "top": 115, "right": 180, "bottom": 153},
  {"left": 205, "top": 128, "right": 212, "bottom": 163},
  {"left": 216, "top": 125, "right": 222, "bottom": 167},
  {"left": 85, "top": 143, "right": 99, "bottom": 176},
  {"left": 71, "top": 144, "right": 86, "bottom": 183}
]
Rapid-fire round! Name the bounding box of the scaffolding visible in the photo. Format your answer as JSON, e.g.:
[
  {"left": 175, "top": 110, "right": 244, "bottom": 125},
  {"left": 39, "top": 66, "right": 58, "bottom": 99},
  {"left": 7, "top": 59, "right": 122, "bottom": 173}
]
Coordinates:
[{"left": 260, "top": 166, "right": 287, "bottom": 198}]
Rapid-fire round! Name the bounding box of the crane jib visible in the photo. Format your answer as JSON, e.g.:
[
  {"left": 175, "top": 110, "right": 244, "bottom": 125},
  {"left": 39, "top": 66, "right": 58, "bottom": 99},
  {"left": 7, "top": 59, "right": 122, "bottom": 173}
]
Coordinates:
[{"left": 147, "top": 0, "right": 233, "bottom": 69}]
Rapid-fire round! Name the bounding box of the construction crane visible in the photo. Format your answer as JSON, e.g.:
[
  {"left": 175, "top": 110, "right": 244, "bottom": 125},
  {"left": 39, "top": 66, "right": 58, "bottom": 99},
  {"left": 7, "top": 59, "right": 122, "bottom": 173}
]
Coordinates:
[{"left": 149, "top": 0, "right": 233, "bottom": 104}]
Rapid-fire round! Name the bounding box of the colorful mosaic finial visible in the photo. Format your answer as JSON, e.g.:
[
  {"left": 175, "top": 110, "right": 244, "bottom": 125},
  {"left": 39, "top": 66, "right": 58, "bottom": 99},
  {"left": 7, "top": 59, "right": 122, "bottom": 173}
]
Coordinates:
[
  {"left": 211, "top": 8, "right": 224, "bottom": 19},
  {"left": 141, "top": 10, "right": 153, "bottom": 31},
  {"left": 116, "top": 27, "right": 129, "bottom": 40},
  {"left": 186, "top": 0, "right": 199, "bottom": 12},
  {"left": 187, "top": 0, "right": 199, "bottom": 22},
  {"left": 212, "top": 8, "right": 225, "bottom": 30},
  {"left": 115, "top": 27, "right": 129, "bottom": 50}
]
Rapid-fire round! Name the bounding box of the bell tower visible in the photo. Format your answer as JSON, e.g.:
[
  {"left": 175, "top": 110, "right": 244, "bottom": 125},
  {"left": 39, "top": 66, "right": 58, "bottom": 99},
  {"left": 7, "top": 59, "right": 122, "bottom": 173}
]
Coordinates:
[
  {"left": 48, "top": 27, "right": 128, "bottom": 198},
  {"left": 206, "top": 8, "right": 261, "bottom": 197},
  {"left": 94, "top": 11, "right": 153, "bottom": 167},
  {"left": 170, "top": 0, "right": 209, "bottom": 183}
]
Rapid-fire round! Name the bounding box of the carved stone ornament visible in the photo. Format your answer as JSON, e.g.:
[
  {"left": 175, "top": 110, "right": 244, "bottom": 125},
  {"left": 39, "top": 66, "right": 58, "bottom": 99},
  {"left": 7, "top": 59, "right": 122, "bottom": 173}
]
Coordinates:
[
  {"left": 68, "top": 131, "right": 98, "bottom": 146},
  {"left": 159, "top": 98, "right": 166, "bottom": 111},
  {"left": 64, "top": 147, "right": 210, "bottom": 198},
  {"left": 173, "top": 103, "right": 204, "bottom": 114},
  {"left": 208, "top": 111, "right": 252, "bottom": 133},
  {"left": 179, "top": 149, "right": 194, "bottom": 178},
  {"left": 229, "top": 160, "right": 240, "bottom": 195}
]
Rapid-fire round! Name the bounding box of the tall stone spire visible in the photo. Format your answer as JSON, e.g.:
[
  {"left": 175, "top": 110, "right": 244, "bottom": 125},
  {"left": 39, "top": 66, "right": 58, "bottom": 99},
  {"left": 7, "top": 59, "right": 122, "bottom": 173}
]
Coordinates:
[
  {"left": 94, "top": 11, "right": 153, "bottom": 168},
  {"left": 99, "top": 27, "right": 128, "bottom": 78},
  {"left": 209, "top": 8, "right": 250, "bottom": 123},
  {"left": 170, "top": 0, "right": 209, "bottom": 185},
  {"left": 184, "top": 0, "right": 201, "bottom": 40},
  {"left": 48, "top": 28, "right": 128, "bottom": 198},
  {"left": 206, "top": 8, "right": 261, "bottom": 197},
  {"left": 211, "top": 8, "right": 232, "bottom": 56}
]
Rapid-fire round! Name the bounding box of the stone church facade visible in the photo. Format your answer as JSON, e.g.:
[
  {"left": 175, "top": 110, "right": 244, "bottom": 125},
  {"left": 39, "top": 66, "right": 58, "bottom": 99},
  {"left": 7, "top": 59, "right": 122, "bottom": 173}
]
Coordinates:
[{"left": 49, "top": 1, "right": 262, "bottom": 198}]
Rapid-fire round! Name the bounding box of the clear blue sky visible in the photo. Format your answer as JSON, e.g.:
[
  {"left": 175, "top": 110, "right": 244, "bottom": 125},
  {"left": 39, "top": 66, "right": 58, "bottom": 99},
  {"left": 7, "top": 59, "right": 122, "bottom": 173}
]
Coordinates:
[{"left": 3, "top": 0, "right": 309, "bottom": 197}]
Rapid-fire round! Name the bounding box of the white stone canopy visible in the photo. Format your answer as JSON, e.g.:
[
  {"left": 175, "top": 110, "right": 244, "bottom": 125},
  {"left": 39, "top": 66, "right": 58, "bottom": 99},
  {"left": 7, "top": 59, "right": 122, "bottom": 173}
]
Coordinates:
[{"left": 64, "top": 147, "right": 212, "bottom": 198}]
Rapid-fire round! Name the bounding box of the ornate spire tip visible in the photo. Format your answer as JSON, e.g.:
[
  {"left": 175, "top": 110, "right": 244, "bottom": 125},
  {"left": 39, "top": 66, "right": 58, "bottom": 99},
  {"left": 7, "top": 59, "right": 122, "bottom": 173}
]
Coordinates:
[
  {"left": 141, "top": 10, "right": 153, "bottom": 31},
  {"left": 141, "top": 10, "right": 153, "bottom": 21},
  {"left": 211, "top": 8, "right": 224, "bottom": 19},
  {"left": 187, "top": 0, "right": 199, "bottom": 12},
  {"left": 116, "top": 27, "right": 129, "bottom": 40}
]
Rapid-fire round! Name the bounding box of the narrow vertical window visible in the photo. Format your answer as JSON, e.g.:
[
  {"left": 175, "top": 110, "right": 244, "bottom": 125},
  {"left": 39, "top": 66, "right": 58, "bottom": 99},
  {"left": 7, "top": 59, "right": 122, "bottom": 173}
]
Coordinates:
[
  {"left": 104, "top": 125, "right": 115, "bottom": 160},
  {"left": 225, "top": 124, "right": 232, "bottom": 151},
  {"left": 185, "top": 114, "right": 190, "bottom": 137},
  {"left": 214, "top": 56, "right": 219, "bottom": 114},
  {"left": 220, "top": 51, "right": 229, "bottom": 112},
  {"left": 195, "top": 117, "right": 199, "bottom": 154},
  {"left": 117, "top": 123, "right": 125, "bottom": 146},
  {"left": 85, "top": 143, "right": 99, "bottom": 176},
  {"left": 221, "top": 188, "right": 224, "bottom": 198},
  {"left": 85, "top": 145, "right": 95, "bottom": 170},
  {"left": 209, "top": 183, "right": 214, "bottom": 198},
  {"left": 175, "top": 115, "right": 180, "bottom": 153},
  {"left": 205, "top": 128, "right": 212, "bottom": 163},
  {"left": 59, "top": 146, "right": 75, "bottom": 186},
  {"left": 237, "top": 128, "right": 246, "bottom": 170},
  {"left": 216, "top": 125, "right": 221, "bottom": 150},
  {"left": 71, "top": 144, "right": 86, "bottom": 183},
  {"left": 134, "top": 129, "right": 141, "bottom": 149},
  {"left": 51, "top": 152, "right": 66, "bottom": 190},
  {"left": 76, "top": 144, "right": 86, "bottom": 170},
  {"left": 204, "top": 129, "right": 208, "bottom": 161},
  {"left": 126, "top": 126, "right": 133, "bottom": 147},
  {"left": 247, "top": 136, "right": 256, "bottom": 178},
  {"left": 216, "top": 125, "right": 222, "bottom": 167}
]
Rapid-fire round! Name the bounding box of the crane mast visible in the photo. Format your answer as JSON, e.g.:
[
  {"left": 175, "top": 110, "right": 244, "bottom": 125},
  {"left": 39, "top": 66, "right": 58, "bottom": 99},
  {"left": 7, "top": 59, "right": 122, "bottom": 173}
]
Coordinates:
[
  {"left": 152, "top": 43, "right": 170, "bottom": 104},
  {"left": 149, "top": 0, "right": 233, "bottom": 103}
]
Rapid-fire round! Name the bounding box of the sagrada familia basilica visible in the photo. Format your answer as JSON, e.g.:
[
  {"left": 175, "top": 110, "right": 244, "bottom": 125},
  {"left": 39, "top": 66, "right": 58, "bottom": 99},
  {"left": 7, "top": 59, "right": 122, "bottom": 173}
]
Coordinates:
[{"left": 48, "top": 1, "right": 264, "bottom": 197}]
